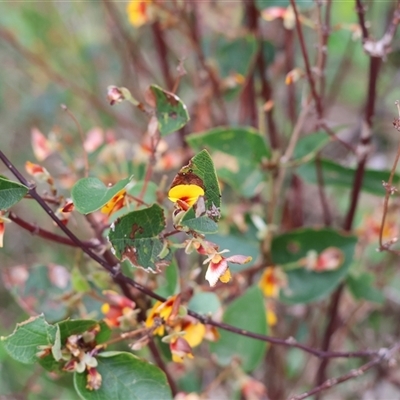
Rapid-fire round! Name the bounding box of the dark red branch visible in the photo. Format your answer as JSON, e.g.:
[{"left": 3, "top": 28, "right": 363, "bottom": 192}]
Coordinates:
[
  {"left": 289, "top": 0, "right": 323, "bottom": 118},
  {"left": 8, "top": 212, "right": 98, "bottom": 248}
]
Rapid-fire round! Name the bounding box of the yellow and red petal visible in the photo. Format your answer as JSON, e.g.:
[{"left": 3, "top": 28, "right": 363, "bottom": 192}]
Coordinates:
[
  {"left": 180, "top": 319, "right": 206, "bottom": 348},
  {"left": 168, "top": 184, "right": 205, "bottom": 208}
]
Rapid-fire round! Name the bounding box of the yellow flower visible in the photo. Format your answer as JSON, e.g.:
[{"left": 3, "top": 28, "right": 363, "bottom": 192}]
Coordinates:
[
  {"left": 168, "top": 184, "right": 205, "bottom": 208},
  {"left": 100, "top": 189, "right": 126, "bottom": 216},
  {"left": 145, "top": 295, "right": 180, "bottom": 336},
  {"left": 179, "top": 317, "right": 206, "bottom": 348},
  {"left": 126, "top": 1, "right": 150, "bottom": 28}
]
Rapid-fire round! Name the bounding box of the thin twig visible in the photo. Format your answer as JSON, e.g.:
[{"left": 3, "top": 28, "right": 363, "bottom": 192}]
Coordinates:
[
  {"left": 291, "top": 344, "right": 400, "bottom": 400},
  {"left": 315, "top": 154, "right": 332, "bottom": 226}
]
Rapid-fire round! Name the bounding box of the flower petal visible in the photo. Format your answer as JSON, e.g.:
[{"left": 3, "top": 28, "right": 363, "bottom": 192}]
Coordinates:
[
  {"left": 205, "top": 259, "right": 228, "bottom": 287},
  {"left": 226, "top": 255, "right": 252, "bottom": 265},
  {"left": 168, "top": 184, "right": 205, "bottom": 207}
]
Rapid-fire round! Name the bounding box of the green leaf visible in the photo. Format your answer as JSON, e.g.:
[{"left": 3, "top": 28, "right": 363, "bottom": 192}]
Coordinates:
[
  {"left": 0, "top": 176, "right": 28, "bottom": 210},
  {"left": 181, "top": 210, "right": 219, "bottom": 234},
  {"left": 188, "top": 149, "right": 221, "bottom": 212},
  {"left": 347, "top": 273, "right": 385, "bottom": 304},
  {"left": 74, "top": 351, "right": 172, "bottom": 400},
  {"left": 296, "top": 159, "right": 399, "bottom": 196},
  {"left": 188, "top": 292, "right": 221, "bottom": 315},
  {"left": 217, "top": 35, "right": 258, "bottom": 78},
  {"left": 71, "top": 176, "right": 132, "bottom": 214},
  {"left": 272, "top": 228, "right": 357, "bottom": 304},
  {"left": 186, "top": 128, "right": 269, "bottom": 197},
  {"left": 108, "top": 204, "right": 171, "bottom": 272},
  {"left": 150, "top": 84, "right": 190, "bottom": 136},
  {"left": 210, "top": 286, "right": 267, "bottom": 372},
  {"left": 1, "top": 315, "right": 57, "bottom": 364}
]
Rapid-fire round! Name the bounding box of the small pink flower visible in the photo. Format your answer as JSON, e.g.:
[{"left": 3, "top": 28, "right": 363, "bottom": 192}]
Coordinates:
[{"left": 205, "top": 253, "right": 252, "bottom": 287}]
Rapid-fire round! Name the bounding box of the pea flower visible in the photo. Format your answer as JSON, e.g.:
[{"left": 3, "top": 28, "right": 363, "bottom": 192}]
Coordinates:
[
  {"left": 168, "top": 184, "right": 205, "bottom": 211},
  {"left": 100, "top": 189, "right": 127, "bottom": 216},
  {"left": 146, "top": 296, "right": 216, "bottom": 363},
  {"left": 145, "top": 294, "right": 182, "bottom": 336},
  {"left": 204, "top": 252, "right": 252, "bottom": 287}
]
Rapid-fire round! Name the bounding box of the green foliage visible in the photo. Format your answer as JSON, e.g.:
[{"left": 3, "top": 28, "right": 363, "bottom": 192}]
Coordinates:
[
  {"left": 108, "top": 204, "right": 171, "bottom": 272},
  {"left": 210, "top": 286, "right": 267, "bottom": 372},
  {"left": 272, "top": 228, "right": 357, "bottom": 304},
  {"left": 74, "top": 352, "right": 172, "bottom": 400},
  {"left": 0, "top": 176, "right": 28, "bottom": 210},
  {"left": 71, "top": 176, "right": 133, "bottom": 214},
  {"left": 150, "top": 85, "right": 190, "bottom": 136}
]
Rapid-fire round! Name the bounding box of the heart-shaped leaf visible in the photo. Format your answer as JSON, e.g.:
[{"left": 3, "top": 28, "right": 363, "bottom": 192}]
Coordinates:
[
  {"left": 71, "top": 176, "right": 132, "bottom": 214},
  {"left": 150, "top": 85, "right": 190, "bottom": 136}
]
